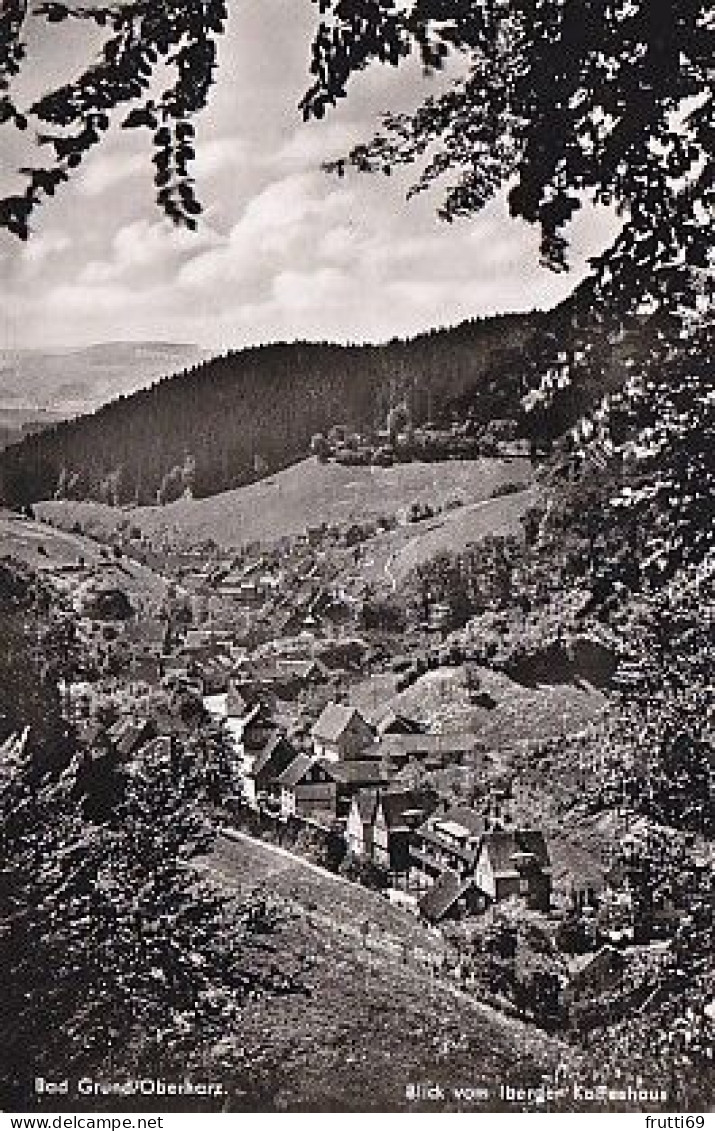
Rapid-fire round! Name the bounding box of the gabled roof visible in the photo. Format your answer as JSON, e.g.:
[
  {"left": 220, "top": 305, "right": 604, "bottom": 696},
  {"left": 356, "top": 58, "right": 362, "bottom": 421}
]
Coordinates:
[
  {"left": 419, "top": 871, "right": 477, "bottom": 923},
  {"left": 379, "top": 789, "right": 439, "bottom": 830},
  {"left": 242, "top": 704, "right": 277, "bottom": 751},
  {"left": 480, "top": 829, "right": 551, "bottom": 876},
  {"left": 225, "top": 683, "right": 249, "bottom": 718},
  {"left": 276, "top": 753, "right": 314, "bottom": 789},
  {"left": 567, "top": 945, "right": 624, "bottom": 986},
  {"left": 251, "top": 732, "right": 296, "bottom": 781},
  {"left": 276, "top": 658, "right": 328, "bottom": 680},
  {"left": 352, "top": 787, "right": 380, "bottom": 824},
  {"left": 107, "top": 716, "right": 154, "bottom": 758},
  {"left": 311, "top": 703, "right": 372, "bottom": 743},
  {"left": 414, "top": 808, "right": 486, "bottom": 866},
  {"left": 323, "top": 759, "right": 387, "bottom": 786}
]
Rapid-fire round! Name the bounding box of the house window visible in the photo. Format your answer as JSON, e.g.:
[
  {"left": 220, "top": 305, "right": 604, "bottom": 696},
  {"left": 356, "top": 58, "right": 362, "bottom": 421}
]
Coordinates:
[{"left": 519, "top": 877, "right": 529, "bottom": 895}]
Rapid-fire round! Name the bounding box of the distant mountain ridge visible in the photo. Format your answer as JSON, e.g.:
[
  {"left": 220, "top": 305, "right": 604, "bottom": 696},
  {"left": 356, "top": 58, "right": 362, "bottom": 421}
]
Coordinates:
[{"left": 0, "top": 341, "right": 206, "bottom": 419}]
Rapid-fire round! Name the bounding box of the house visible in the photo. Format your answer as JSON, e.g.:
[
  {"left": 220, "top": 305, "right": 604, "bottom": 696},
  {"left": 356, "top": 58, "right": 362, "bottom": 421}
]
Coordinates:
[
  {"left": 473, "top": 829, "right": 552, "bottom": 911},
  {"left": 247, "top": 657, "right": 330, "bottom": 696},
  {"left": 311, "top": 703, "right": 376, "bottom": 761},
  {"left": 277, "top": 755, "right": 338, "bottom": 821},
  {"left": 548, "top": 835, "right": 609, "bottom": 909},
  {"left": 235, "top": 701, "right": 275, "bottom": 761},
  {"left": 124, "top": 617, "right": 169, "bottom": 654},
  {"left": 225, "top": 681, "right": 250, "bottom": 720},
  {"left": 198, "top": 656, "right": 234, "bottom": 695},
  {"left": 162, "top": 660, "right": 191, "bottom": 686},
  {"left": 377, "top": 732, "right": 475, "bottom": 770},
  {"left": 182, "top": 628, "right": 215, "bottom": 654},
  {"left": 419, "top": 871, "right": 486, "bottom": 924},
  {"left": 245, "top": 731, "right": 298, "bottom": 808},
  {"left": 565, "top": 945, "right": 626, "bottom": 998},
  {"left": 124, "top": 618, "right": 169, "bottom": 683},
  {"left": 372, "top": 789, "right": 439, "bottom": 877},
  {"left": 409, "top": 806, "right": 486, "bottom": 892},
  {"left": 276, "top": 657, "right": 329, "bottom": 685},
  {"left": 346, "top": 789, "right": 380, "bottom": 857},
  {"left": 129, "top": 652, "right": 164, "bottom": 685},
  {"left": 375, "top": 710, "right": 425, "bottom": 738},
  {"left": 106, "top": 716, "right": 157, "bottom": 760},
  {"left": 327, "top": 758, "right": 389, "bottom": 818}
]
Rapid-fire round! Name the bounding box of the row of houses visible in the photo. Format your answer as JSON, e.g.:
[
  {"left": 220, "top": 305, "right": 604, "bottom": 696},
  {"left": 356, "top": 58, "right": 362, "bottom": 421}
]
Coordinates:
[{"left": 214, "top": 690, "right": 552, "bottom": 924}]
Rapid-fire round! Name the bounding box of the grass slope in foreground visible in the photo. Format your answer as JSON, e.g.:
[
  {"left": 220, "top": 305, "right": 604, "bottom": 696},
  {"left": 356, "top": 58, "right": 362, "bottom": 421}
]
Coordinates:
[{"left": 203, "top": 832, "right": 574, "bottom": 1112}]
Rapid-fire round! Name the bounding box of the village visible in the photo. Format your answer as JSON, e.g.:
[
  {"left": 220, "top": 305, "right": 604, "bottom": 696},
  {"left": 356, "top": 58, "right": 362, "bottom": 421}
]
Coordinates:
[{"left": 1, "top": 483, "right": 703, "bottom": 1067}]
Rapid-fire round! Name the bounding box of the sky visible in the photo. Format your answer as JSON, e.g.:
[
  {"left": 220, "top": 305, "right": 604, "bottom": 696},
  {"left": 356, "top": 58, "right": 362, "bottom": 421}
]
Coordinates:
[{"left": 0, "top": 0, "right": 620, "bottom": 351}]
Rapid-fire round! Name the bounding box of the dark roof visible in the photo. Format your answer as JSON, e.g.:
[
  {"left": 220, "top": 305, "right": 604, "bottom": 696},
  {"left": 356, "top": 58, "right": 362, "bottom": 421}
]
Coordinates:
[
  {"left": 251, "top": 732, "right": 297, "bottom": 781},
  {"left": 225, "top": 683, "right": 249, "bottom": 717},
  {"left": 419, "top": 871, "right": 476, "bottom": 922},
  {"left": 379, "top": 789, "right": 439, "bottom": 830},
  {"left": 323, "top": 759, "right": 387, "bottom": 786},
  {"left": 480, "top": 829, "right": 551, "bottom": 876},
  {"left": 376, "top": 710, "right": 425, "bottom": 736},
  {"left": 352, "top": 787, "right": 380, "bottom": 824},
  {"left": 107, "top": 716, "right": 154, "bottom": 758},
  {"left": 312, "top": 703, "right": 372, "bottom": 743},
  {"left": 568, "top": 945, "right": 625, "bottom": 987},
  {"left": 276, "top": 753, "right": 314, "bottom": 788},
  {"left": 243, "top": 705, "right": 277, "bottom": 750}
]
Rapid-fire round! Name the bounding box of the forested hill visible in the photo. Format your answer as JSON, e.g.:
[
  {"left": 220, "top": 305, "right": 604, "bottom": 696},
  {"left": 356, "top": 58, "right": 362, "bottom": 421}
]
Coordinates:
[{"left": 0, "top": 299, "right": 648, "bottom": 507}]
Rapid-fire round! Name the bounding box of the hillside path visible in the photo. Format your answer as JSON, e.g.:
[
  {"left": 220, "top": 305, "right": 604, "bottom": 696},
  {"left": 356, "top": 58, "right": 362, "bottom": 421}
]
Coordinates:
[{"left": 216, "top": 825, "right": 360, "bottom": 888}]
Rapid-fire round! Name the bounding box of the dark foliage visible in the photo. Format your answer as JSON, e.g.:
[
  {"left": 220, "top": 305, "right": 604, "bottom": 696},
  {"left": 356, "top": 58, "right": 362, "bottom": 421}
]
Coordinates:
[
  {"left": 303, "top": 0, "right": 712, "bottom": 320},
  {"left": 0, "top": 560, "right": 297, "bottom": 1108},
  {"left": 1, "top": 0, "right": 227, "bottom": 238}
]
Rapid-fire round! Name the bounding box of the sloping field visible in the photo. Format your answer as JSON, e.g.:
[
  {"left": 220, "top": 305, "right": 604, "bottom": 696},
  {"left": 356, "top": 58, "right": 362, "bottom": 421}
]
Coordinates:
[
  {"left": 0, "top": 508, "right": 104, "bottom": 568},
  {"left": 0, "top": 510, "right": 168, "bottom": 602},
  {"left": 36, "top": 456, "right": 533, "bottom": 551},
  {"left": 351, "top": 663, "right": 607, "bottom": 754},
  {"left": 355, "top": 485, "right": 541, "bottom": 588}
]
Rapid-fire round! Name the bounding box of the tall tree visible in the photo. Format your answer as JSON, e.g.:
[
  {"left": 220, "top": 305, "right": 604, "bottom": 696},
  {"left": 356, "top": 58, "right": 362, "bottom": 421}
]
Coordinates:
[{"left": 302, "top": 0, "right": 712, "bottom": 320}]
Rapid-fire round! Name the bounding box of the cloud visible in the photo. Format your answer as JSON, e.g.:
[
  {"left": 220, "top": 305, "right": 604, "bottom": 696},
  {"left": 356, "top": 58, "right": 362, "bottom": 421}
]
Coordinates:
[
  {"left": 272, "top": 266, "right": 351, "bottom": 311},
  {"left": 4, "top": 0, "right": 620, "bottom": 352},
  {"left": 79, "top": 152, "right": 147, "bottom": 197},
  {"left": 177, "top": 172, "right": 356, "bottom": 291},
  {"left": 78, "top": 218, "right": 222, "bottom": 286}
]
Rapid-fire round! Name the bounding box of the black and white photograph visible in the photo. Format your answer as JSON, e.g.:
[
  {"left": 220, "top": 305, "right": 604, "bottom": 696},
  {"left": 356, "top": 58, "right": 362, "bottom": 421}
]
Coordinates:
[{"left": 0, "top": 0, "right": 712, "bottom": 1117}]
